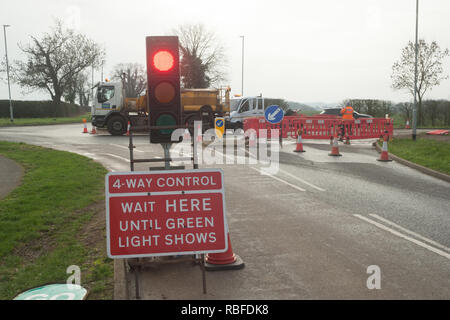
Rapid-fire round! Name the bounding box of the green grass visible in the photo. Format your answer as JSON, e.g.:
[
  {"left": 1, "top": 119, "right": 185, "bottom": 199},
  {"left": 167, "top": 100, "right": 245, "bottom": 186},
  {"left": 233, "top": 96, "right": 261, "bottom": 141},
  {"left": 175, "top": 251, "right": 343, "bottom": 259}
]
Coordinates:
[
  {"left": 391, "top": 113, "right": 450, "bottom": 129},
  {"left": 383, "top": 136, "right": 450, "bottom": 175},
  {"left": 0, "top": 141, "right": 112, "bottom": 300},
  {"left": 0, "top": 113, "right": 90, "bottom": 127}
]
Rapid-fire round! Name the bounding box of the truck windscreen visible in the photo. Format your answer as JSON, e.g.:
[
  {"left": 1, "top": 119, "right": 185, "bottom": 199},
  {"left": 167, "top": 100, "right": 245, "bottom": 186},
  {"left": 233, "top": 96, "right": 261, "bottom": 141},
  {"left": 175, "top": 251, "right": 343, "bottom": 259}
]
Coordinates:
[
  {"left": 230, "top": 99, "right": 240, "bottom": 112},
  {"left": 97, "top": 86, "right": 115, "bottom": 103}
]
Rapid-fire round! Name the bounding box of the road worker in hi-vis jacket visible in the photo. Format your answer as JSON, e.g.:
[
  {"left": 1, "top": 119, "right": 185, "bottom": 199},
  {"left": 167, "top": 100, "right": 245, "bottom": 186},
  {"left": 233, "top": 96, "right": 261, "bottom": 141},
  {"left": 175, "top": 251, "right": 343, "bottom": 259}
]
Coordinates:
[{"left": 340, "top": 102, "right": 354, "bottom": 141}]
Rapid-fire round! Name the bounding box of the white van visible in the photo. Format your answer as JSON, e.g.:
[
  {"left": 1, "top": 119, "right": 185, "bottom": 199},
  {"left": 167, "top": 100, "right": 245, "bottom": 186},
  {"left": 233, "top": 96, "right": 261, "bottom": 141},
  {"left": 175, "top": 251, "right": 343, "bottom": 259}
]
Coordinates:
[{"left": 227, "top": 95, "right": 265, "bottom": 129}]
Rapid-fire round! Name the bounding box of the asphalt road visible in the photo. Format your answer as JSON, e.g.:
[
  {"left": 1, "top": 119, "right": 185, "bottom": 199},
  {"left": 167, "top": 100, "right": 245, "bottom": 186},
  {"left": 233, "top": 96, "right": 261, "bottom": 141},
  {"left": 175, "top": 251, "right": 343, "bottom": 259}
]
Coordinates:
[{"left": 0, "top": 124, "right": 449, "bottom": 299}]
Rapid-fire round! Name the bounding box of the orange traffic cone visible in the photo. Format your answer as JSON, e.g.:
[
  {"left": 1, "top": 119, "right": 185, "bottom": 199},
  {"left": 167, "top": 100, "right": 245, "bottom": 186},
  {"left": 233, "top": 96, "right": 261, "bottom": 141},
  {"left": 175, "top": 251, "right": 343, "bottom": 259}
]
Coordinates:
[
  {"left": 329, "top": 135, "right": 342, "bottom": 156},
  {"left": 126, "top": 121, "right": 131, "bottom": 136},
  {"left": 82, "top": 118, "right": 88, "bottom": 133},
  {"left": 405, "top": 120, "right": 410, "bottom": 129},
  {"left": 205, "top": 233, "right": 245, "bottom": 271},
  {"left": 90, "top": 126, "right": 97, "bottom": 134},
  {"left": 377, "top": 133, "right": 392, "bottom": 162},
  {"left": 294, "top": 130, "right": 305, "bottom": 153}
]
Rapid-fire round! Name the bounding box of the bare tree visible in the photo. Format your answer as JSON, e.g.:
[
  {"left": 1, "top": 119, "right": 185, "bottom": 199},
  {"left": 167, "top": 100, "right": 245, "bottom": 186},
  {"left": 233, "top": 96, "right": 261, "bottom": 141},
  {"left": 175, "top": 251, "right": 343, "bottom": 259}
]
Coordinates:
[
  {"left": 396, "top": 102, "right": 413, "bottom": 122},
  {"left": 173, "top": 23, "right": 227, "bottom": 88},
  {"left": 111, "top": 63, "right": 147, "bottom": 98},
  {"left": 391, "top": 39, "right": 449, "bottom": 125},
  {"left": 9, "top": 19, "right": 104, "bottom": 107}
]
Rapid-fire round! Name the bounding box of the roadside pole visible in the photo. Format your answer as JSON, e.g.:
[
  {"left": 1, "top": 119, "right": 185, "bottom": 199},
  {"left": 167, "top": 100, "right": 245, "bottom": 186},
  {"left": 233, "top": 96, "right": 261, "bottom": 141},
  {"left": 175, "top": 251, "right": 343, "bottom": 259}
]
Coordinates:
[
  {"left": 3, "top": 25, "right": 13, "bottom": 123},
  {"left": 412, "top": 0, "right": 419, "bottom": 141}
]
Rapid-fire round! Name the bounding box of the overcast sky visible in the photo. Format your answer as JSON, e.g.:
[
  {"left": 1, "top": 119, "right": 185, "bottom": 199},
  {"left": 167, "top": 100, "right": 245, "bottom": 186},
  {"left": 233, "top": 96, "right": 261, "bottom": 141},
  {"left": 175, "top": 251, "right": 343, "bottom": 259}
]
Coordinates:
[{"left": 1, "top": 0, "right": 450, "bottom": 105}]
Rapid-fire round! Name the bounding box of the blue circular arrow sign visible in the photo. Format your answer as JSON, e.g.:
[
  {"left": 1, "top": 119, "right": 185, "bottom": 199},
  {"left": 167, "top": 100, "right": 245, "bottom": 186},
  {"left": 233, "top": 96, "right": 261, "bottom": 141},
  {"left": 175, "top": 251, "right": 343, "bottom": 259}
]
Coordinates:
[
  {"left": 264, "top": 105, "right": 284, "bottom": 124},
  {"left": 215, "top": 119, "right": 224, "bottom": 127}
]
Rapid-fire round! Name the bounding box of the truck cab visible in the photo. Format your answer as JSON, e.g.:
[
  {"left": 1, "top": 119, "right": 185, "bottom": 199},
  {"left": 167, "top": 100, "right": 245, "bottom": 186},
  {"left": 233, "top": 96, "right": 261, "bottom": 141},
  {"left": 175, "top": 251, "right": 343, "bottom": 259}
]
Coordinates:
[
  {"left": 227, "top": 95, "right": 265, "bottom": 129},
  {"left": 91, "top": 81, "right": 129, "bottom": 134}
]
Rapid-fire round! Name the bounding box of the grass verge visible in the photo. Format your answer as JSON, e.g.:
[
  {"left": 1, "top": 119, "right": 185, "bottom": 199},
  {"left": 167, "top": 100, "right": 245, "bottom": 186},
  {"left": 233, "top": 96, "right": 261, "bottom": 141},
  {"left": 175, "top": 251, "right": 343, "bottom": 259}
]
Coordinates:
[
  {"left": 382, "top": 135, "right": 450, "bottom": 175},
  {"left": 0, "top": 141, "right": 112, "bottom": 300},
  {"left": 0, "top": 113, "right": 90, "bottom": 127}
]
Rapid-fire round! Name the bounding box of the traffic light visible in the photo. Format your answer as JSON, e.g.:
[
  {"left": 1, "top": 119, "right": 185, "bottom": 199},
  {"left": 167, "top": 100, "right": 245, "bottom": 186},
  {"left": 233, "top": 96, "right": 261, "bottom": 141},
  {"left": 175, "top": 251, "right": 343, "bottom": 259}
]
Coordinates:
[{"left": 146, "top": 36, "right": 182, "bottom": 143}]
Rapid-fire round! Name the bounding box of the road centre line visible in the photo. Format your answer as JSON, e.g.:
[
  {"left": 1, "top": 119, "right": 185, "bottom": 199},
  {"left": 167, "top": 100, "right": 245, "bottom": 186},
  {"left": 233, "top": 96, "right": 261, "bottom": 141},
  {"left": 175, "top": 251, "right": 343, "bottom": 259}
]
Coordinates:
[
  {"left": 369, "top": 214, "right": 450, "bottom": 253},
  {"left": 249, "top": 167, "right": 306, "bottom": 192},
  {"left": 353, "top": 214, "right": 450, "bottom": 260}
]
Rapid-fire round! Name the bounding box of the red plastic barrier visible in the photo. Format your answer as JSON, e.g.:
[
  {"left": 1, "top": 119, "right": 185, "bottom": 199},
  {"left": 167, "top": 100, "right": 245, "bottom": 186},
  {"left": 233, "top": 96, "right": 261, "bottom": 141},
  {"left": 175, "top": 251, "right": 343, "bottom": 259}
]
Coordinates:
[
  {"left": 426, "top": 130, "right": 449, "bottom": 135},
  {"left": 243, "top": 116, "right": 393, "bottom": 140}
]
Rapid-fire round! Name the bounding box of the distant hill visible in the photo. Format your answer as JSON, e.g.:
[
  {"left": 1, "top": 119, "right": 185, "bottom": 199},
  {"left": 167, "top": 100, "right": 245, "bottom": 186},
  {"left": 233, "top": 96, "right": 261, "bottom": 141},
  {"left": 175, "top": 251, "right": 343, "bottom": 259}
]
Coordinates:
[
  {"left": 303, "top": 102, "right": 340, "bottom": 110},
  {"left": 286, "top": 101, "right": 318, "bottom": 112}
]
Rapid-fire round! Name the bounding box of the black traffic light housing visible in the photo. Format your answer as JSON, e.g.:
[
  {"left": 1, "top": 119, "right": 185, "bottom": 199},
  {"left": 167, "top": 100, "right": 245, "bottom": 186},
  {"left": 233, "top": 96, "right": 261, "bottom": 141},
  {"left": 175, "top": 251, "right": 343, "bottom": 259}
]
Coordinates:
[{"left": 146, "top": 36, "right": 182, "bottom": 144}]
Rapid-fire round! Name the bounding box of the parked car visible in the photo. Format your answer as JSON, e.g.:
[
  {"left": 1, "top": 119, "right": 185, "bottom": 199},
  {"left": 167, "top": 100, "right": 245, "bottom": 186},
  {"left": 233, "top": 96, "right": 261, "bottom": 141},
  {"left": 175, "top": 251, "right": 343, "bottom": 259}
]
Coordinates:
[{"left": 319, "top": 108, "right": 373, "bottom": 119}]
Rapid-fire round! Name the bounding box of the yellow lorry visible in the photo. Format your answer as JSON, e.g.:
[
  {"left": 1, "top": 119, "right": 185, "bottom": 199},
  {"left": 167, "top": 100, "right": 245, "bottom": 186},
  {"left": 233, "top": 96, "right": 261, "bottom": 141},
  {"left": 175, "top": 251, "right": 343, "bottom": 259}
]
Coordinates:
[{"left": 92, "top": 81, "right": 231, "bottom": 135}]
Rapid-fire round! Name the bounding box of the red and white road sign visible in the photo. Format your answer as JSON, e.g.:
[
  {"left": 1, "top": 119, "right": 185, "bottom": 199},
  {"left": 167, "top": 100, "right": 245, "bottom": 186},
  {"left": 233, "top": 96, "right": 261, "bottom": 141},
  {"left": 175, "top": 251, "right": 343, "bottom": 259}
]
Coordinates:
[{"left": 105, "top": 169, "right": 228, "bottom": 259}]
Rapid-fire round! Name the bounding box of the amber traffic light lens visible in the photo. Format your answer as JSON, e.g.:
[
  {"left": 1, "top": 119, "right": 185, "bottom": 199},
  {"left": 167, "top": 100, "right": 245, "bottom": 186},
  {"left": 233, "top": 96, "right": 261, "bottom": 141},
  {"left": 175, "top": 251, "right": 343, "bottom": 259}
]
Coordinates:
[
  {"left": 154, "top": 82, "right": 175, "bottom": 104},
  {"left": 153, "top": 50, "right": 174, "bottom": 72}
]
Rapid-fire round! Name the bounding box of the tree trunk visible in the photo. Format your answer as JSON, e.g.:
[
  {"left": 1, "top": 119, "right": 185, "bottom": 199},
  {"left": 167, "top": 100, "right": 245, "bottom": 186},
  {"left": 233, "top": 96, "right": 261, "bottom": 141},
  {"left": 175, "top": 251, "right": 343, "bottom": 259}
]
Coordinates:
[{"left": 52, "top": 93, "right": 62, "bottom": 118}]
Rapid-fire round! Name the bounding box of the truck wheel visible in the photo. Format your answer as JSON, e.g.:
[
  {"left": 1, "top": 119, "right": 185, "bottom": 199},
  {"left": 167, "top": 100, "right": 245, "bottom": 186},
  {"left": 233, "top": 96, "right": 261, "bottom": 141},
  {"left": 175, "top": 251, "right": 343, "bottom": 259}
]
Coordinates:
[
  {"left": 107, "top": 115, "right": 127, "bottom": 136},
  {"left": 185, "top": 114, "right": 200, "bottom": 137}
]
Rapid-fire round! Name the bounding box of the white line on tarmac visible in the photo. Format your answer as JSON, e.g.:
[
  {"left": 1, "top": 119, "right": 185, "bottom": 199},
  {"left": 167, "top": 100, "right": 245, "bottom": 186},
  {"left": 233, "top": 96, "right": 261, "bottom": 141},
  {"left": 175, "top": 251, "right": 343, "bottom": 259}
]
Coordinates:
[
  {"left": 353, "top": 214, "right": 450, "bottom": 260},
  {"left": 110, "top": 144, "right": 145, "bottom": 153},
  {"left": 277, "top": 168, "right": 326, "bottom": 191},
  {"left": 250, "top": 167, "right": 306, "bottom": 192},
  {"left": 103, "top": 153, "right": 130, "bottom": 163},
  {"left": 239, "top": 147, "right": 324, "bottom": 191},
  {"left": 369, "top": 214, "right": 450, "bottom": 253}
]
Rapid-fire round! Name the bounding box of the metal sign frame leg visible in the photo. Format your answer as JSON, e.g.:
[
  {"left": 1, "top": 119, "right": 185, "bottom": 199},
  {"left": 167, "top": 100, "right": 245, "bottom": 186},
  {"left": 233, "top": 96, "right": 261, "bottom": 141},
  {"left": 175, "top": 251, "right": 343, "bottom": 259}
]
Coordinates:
[{"left": 125, "top": 129, "right": 207, "bottom": 299}]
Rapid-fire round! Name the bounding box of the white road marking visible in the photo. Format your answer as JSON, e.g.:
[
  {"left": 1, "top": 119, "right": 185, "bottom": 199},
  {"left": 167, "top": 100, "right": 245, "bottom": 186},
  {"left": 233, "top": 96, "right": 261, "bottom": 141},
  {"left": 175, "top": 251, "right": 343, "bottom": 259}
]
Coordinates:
[
  {"left": 278, "top": 168, "right": 326, "bottom": 191},
  {"left": 369, "top": 214, "right": 450, "bottom": 253},
  {"left": 353, "top": 214, "right": 450, "bottom": 260},
  {"left": 239, "top": 146, "right": 324, "bottom": 191},
  {"left": 103, "top": 153, "right": 130, "bottom": 163},
  {"left": 250, "top": 167, "right": 306, "bottom": 192},
  {"left": 110, "top": 144, "right": 144, "bottom": 153}
]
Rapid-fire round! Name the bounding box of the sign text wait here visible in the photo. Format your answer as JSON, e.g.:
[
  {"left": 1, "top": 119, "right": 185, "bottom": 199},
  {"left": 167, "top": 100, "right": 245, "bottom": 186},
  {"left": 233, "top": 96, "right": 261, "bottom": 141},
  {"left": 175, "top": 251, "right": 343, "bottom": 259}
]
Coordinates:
[{"left": 105, "top": 169, "right": 228, "bottom": 259}]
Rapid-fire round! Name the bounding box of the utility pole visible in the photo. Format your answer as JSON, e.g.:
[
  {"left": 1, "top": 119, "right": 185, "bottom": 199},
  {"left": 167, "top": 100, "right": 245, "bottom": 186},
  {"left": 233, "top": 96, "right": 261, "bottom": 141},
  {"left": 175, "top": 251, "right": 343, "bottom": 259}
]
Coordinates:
[
  {"left": 91, "top": 65, "right": 94, "bottom": 107},
  {"left": 412, "top": 0, "right": 419, "bottom": 141},
  {"left": 3, "top": 25, "right": 13, "bottom": 122},
  {"left": 101, "top": 59, "right": 105, "bottom": 82},
  {"left": 240, "top": 35, "right": 244, "bottom": 96}
]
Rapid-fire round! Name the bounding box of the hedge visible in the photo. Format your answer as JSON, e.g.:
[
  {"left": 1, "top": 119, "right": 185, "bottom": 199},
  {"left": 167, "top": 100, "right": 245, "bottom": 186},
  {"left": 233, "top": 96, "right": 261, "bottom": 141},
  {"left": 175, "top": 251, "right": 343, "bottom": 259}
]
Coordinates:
[{"left": 0, "top": 100, "right": 89, "bottom": 118}]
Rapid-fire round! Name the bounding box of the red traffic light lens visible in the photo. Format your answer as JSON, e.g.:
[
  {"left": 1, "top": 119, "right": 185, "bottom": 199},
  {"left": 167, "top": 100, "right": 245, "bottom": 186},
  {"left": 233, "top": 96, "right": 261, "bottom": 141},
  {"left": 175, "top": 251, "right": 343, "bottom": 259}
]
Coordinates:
[{"left": 153, "top": 50, "right": 174, "bottom": 72}]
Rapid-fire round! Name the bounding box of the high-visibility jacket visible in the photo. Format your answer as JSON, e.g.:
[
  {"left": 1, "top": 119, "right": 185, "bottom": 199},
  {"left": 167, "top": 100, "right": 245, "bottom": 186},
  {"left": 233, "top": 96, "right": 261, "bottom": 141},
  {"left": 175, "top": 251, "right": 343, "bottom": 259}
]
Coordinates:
[{"left": 341, "top": 106, "right": 354, "bottom": 120}]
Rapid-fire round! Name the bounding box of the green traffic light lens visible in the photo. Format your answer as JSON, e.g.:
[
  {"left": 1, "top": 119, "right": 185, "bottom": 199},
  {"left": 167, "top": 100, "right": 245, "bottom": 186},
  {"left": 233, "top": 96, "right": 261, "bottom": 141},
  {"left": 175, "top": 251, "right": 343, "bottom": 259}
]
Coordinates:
[{"left": 156, "top": 114, "right": 176, "bottom": 135}]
